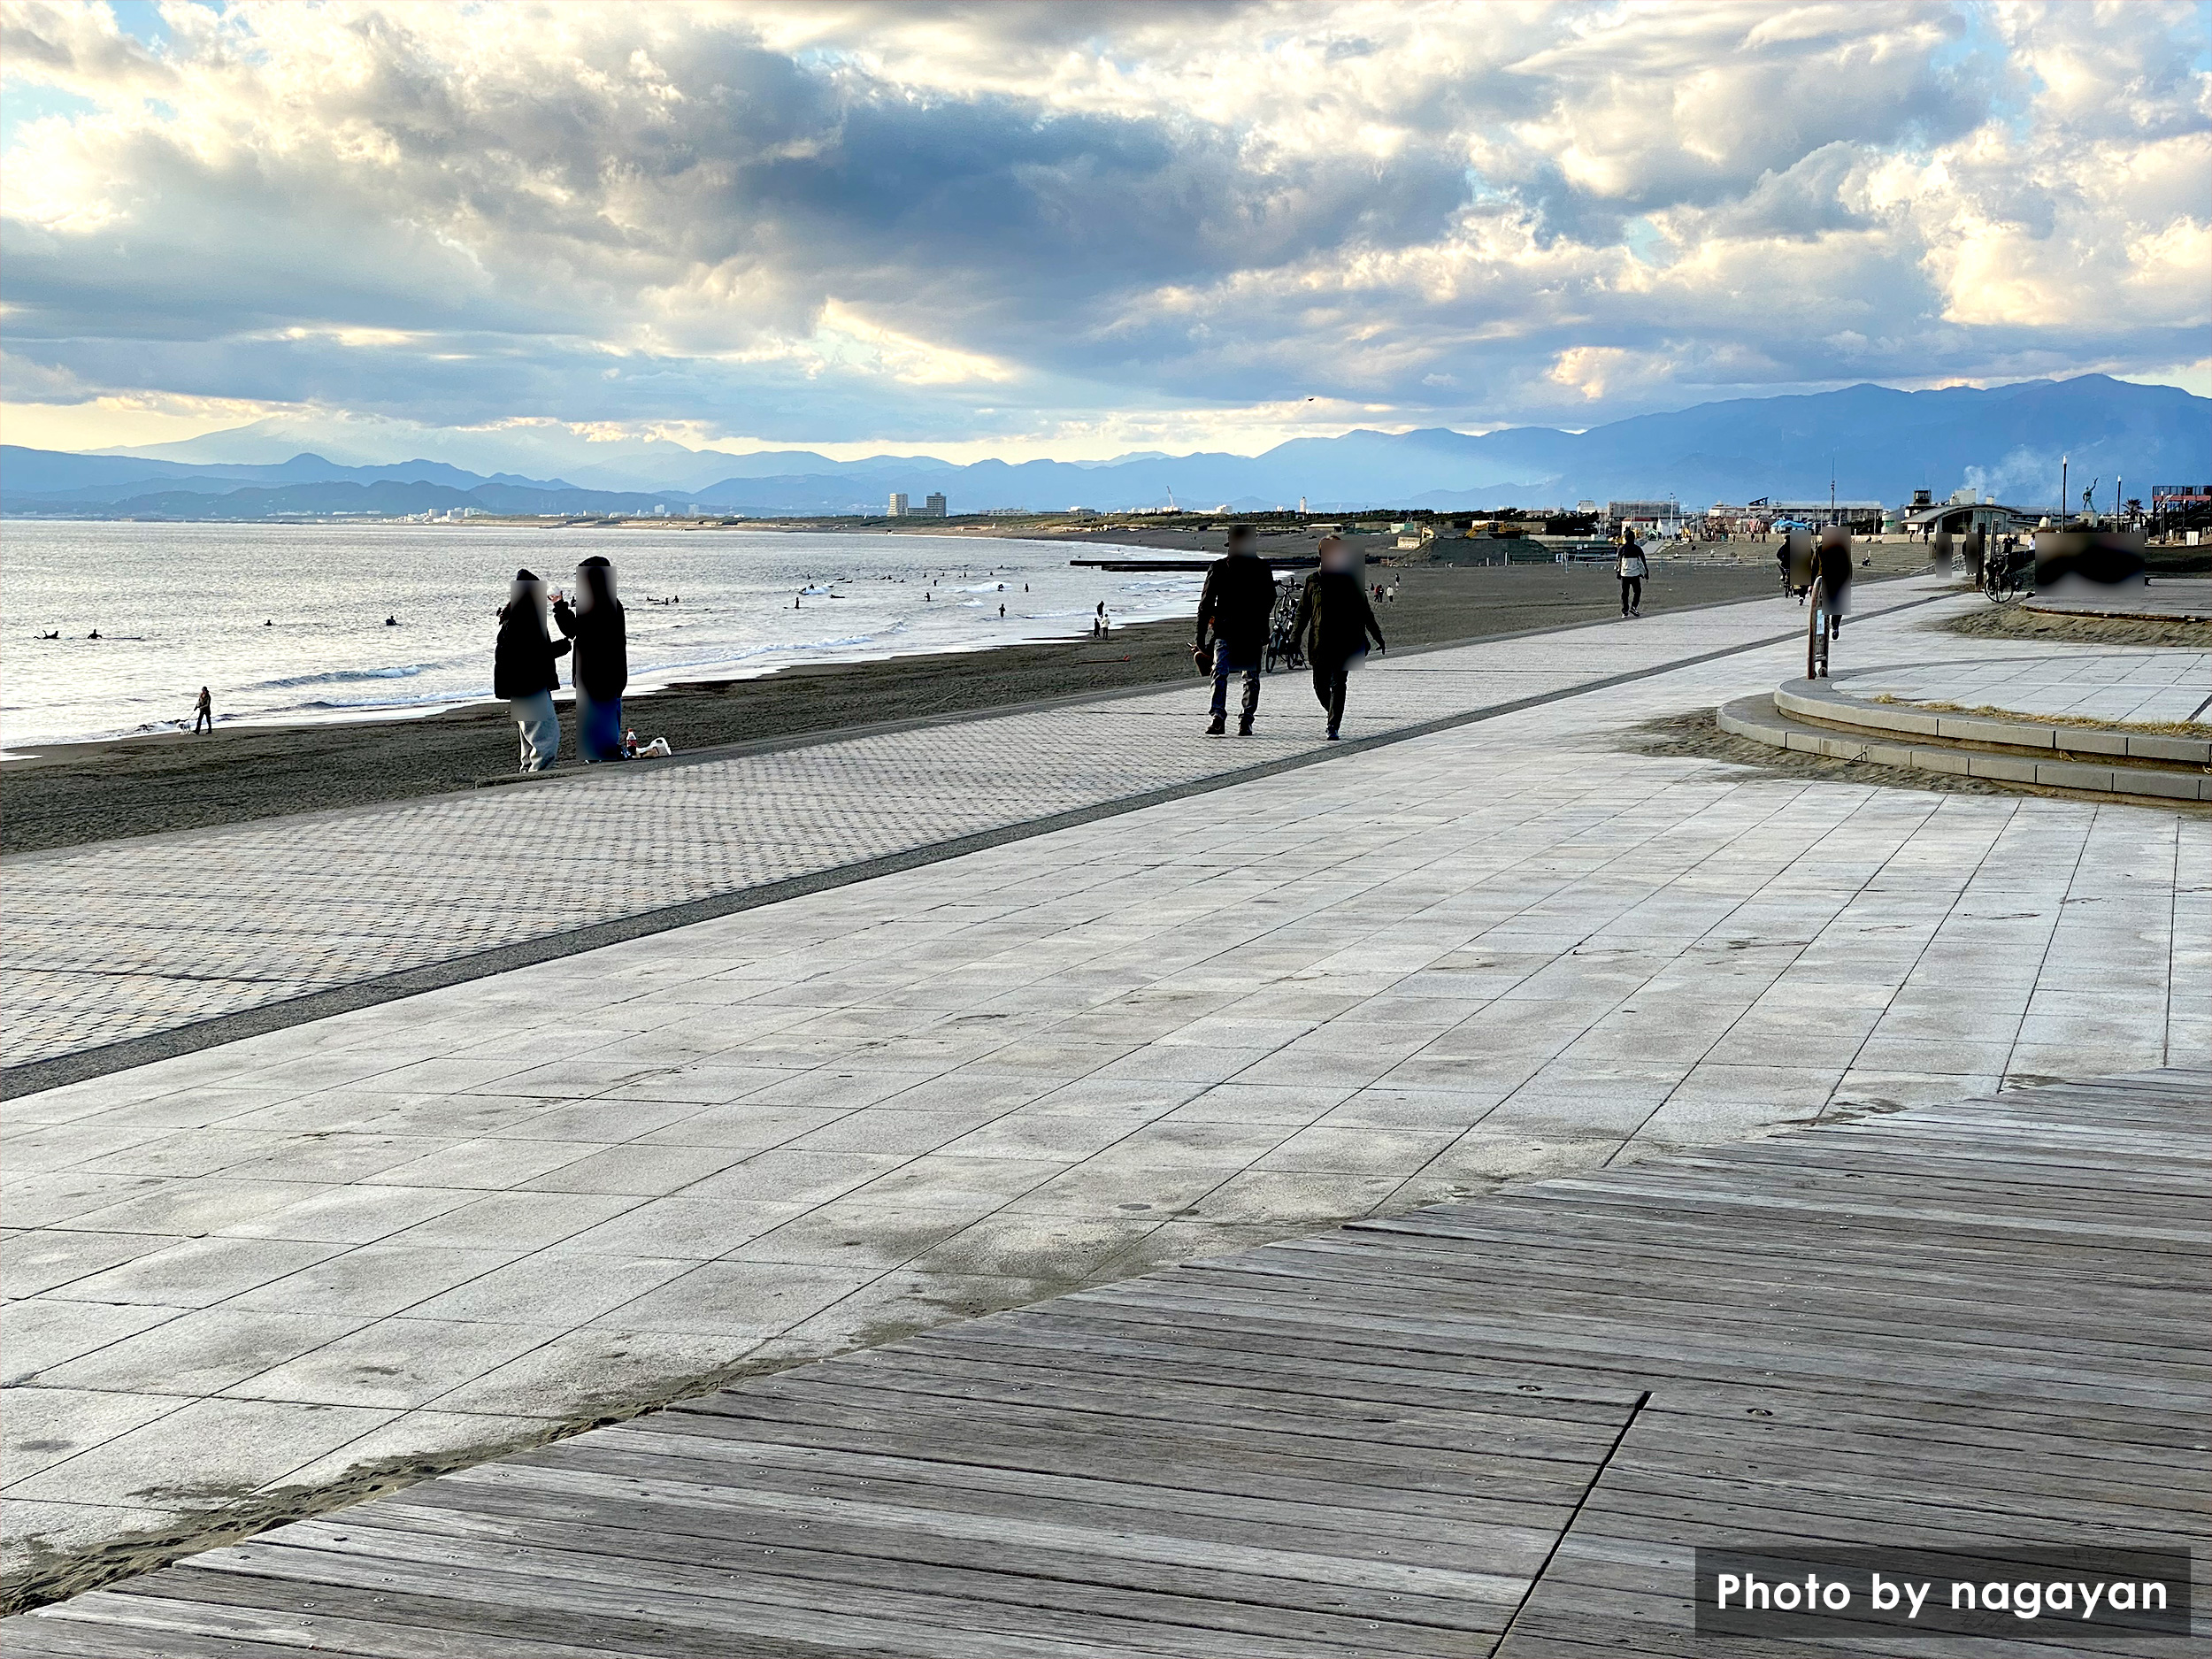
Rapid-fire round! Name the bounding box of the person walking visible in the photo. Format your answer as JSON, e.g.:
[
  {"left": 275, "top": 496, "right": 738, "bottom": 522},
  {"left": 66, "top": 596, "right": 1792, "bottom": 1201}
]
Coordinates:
[
  {"left": 495, "top": 568, "right": 568, "bottom": 772},
  {"left": 1617, "top": 530, "right": 1648, "bottom": 617},
  {"left": 553, "top": 556, "right": 627, "bottom": 764},
  {"left": 1960, "top": 526, "right": 1985, "bottom": 585},
  {"left": 1193, "top": 524, "right": 1276, "bottom": 735},
  {"left": 1808, "top": 526, "right": 1855, "bottom": 679},
  {"left": 1292, "top": 536, "right": 1386, "bottom": 741},
  {"left": 192, "top": 686, "right": 212, "bottom": 734}
]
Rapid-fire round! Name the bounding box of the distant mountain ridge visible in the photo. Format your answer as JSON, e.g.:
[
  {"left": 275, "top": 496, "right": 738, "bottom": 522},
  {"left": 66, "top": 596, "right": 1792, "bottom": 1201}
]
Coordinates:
[{"left": 8, "top": 376, "right": 2204, "bottom": 520}]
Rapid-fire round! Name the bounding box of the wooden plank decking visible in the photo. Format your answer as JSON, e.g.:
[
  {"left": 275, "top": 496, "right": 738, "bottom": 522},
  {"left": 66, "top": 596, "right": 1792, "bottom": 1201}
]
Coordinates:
[{"left": 7, "top": 1068, "right": 2205, "bottom": 1657}]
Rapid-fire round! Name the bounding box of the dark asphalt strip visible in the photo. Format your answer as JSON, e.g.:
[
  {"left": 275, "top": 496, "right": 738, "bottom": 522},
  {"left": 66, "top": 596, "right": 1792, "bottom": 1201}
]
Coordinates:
[{"left": 2, "top": 596, "right": 1944, "bottom": 1100}]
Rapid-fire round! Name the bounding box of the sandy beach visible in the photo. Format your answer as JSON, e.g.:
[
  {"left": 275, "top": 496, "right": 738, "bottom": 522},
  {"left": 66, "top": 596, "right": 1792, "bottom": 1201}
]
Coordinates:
[{"left": 3, "top": 561, "right": 1799, "bottom": 852}]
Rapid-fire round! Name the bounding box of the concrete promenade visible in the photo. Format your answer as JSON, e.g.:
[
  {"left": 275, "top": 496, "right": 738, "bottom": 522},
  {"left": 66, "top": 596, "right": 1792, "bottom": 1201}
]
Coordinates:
[
  {"left": 3, "top": 577, "right": 2205, "bottom": 1605},
  {"left": 2, "top": 580, "right": 1936, "bottom": 1077}
]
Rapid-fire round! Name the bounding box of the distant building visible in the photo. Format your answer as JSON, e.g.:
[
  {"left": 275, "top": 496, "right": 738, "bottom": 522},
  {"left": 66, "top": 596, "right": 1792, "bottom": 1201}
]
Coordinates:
[
  {"left": 1770, "top": 499, "right": 1885, "bottom": 531},
  {"left": 921, "top": 492, "right": 947, "bottom": 518},
  {"left": 887, "top": 492, "right": 909, "bottom": 517},
  {"left": 1707, "top": 499, "right": 1885, "bottom": 534},
  {"left": 1604, "top": 499, "right": 1682, "bottom": 534},
  {"left": 1897, "top": 496, "right": 2032, "bottom": 538},
  {"left": 2151, "top": 484, "right": 2211, "bottom": 510}
]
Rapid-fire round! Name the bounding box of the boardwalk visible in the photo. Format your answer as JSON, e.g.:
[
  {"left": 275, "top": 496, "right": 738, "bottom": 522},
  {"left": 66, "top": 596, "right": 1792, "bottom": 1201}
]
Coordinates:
[{"left": 9, "top": 1068, "right": 2203, "bottom": 1656}]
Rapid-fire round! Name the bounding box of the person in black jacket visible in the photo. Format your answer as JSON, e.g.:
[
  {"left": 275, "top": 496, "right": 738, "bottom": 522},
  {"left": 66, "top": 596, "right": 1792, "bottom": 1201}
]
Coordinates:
[
  {"left": 493, "top": 568, "right": 568, "bottom": 771},
  {"left": 1193, "top": 525, "right": 1276, "bottom": 735},
  {"left": 553, "top": 556, "right": 628, "bottom": 762},
  {"left": 1809, "top": 526, "right": 1854, "bottom": 678},
  {"left": 1292, "top": 538, "right": 1385, "bottom": 740}
]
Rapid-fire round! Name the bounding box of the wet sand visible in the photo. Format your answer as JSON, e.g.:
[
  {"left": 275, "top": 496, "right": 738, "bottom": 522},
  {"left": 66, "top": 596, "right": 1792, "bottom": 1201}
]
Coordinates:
[{"left": 4, "top": 563, "right": 1793, "bottom": 854}]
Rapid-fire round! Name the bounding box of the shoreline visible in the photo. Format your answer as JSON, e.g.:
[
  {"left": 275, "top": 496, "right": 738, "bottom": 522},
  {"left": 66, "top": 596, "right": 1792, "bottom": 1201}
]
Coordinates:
[
  {"left": 0, "top": 615, "right": 1199, "bottom": 766},
  {"left": 4, "top": 562, "right": 1800, "bottom": 854}
]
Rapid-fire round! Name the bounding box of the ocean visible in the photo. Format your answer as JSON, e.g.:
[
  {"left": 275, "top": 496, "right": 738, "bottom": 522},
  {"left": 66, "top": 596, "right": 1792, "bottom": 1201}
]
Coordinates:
[{"left": 2, "top": 521, "right": 1204, "bottom": 750}]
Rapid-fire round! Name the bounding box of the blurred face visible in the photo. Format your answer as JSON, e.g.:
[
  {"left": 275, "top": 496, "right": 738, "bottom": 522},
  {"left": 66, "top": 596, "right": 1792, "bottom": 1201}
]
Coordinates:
[{"left": 1318, "top": 535, "right": 1348, "bottom": 572}]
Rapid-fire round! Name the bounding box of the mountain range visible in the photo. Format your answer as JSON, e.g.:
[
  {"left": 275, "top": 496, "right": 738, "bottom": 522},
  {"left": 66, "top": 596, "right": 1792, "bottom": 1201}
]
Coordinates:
[{"left": 6, "top": 375, "right": 2204, "bottom": 521}]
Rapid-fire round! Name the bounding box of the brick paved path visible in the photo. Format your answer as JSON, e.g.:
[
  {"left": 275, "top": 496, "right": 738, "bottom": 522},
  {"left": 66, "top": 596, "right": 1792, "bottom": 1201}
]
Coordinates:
[{"left": 4, "top": 585, "right": 1925, "bottom": 1071}]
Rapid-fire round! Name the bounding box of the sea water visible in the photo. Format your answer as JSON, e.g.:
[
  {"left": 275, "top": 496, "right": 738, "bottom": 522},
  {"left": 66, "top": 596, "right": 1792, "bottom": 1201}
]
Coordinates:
[{"left": 2, "top": 521, "right": 1203, "bottom": 749}]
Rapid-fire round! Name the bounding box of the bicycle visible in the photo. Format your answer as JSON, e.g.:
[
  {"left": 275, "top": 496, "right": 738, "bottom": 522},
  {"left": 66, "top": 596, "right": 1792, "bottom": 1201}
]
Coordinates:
[{"left": 1982, "top": 546, "right": 2028, "bottom": 604}]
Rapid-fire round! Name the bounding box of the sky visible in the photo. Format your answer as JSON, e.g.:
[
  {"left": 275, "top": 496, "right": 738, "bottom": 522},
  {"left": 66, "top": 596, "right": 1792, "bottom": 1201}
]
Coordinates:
[{"left": 2, "top": 0, "right": 2207, "bottom": 468}]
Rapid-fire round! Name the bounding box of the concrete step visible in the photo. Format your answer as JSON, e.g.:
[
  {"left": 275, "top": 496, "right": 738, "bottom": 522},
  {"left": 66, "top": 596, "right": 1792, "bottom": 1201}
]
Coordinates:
[
  {"left": 1775, "top": 677, "right": 2212, "bottom": 768},
  {"left": 1717, "top": 691, "right": 2212, "bottom": 804}
]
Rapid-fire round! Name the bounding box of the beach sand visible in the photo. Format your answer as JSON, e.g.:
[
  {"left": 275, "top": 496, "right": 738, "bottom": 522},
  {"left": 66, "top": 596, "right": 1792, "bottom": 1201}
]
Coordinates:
[{"left": 4, "top": 562, "right": 1793, "bottom": 853}]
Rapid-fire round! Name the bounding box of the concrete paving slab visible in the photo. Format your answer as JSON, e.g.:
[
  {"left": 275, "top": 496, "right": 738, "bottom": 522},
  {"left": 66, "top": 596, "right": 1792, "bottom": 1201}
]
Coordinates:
[{"left": 3, "top": 580, "right": 2205, "bottom": 1595}]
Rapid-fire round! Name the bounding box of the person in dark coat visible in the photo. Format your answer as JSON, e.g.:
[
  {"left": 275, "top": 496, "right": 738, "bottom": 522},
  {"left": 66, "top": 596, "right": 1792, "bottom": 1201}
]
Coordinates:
[
  {"left": 553, "top": 556, "right": 628, "bottom": 763},
  {"left": 1809, "top": 526, "right": 1854, "bottom": 677},
  {"left": 1958, "top": 526, "right": 1984, "bottom": 585},
  {"left": 494, "top": 568, "right": 568, "bottom": 772},
  {"left": 1193, "top": 524, "right": 1276, "bottom": 735},
  {"left": 1291, "top": 537, "right": 1385, "bottom": 740}
]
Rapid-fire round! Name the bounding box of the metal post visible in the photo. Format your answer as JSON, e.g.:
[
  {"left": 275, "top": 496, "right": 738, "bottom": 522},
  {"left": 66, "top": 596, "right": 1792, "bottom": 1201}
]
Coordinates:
[{"left": 2061, "top": 456, "right": 2069, "bottom": 529}]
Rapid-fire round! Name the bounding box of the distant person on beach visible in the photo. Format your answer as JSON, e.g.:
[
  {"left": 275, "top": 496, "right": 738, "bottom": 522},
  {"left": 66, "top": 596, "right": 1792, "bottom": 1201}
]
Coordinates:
[
  {"left": 1292, "top": 536, "right": 1385, "bottom": 741},
  {"left": 553, "top": 556, "right": 629, "bottom": 764},
  {"left": 192, "top": 687, "right": 212, "bottom": 734},
  {"left": 1617, "top": 530, "right": 1648, "bottom": 618},
  {"left": 1193, "top": 524, "right": 1274, "bottom": 736},
  {"left": 494, "top": 567, "right": 568, "bottom": 772}
]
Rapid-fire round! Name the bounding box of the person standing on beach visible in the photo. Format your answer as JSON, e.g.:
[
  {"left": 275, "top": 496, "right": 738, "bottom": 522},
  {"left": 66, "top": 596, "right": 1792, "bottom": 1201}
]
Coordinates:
[
  {"left": 494, "top": 568, "right": 568, "bottom": 772},
  {"left": 192, "top": 687, "right": 212, "bottom": 734},
  {"left": 1291, "top": 536, "right": 1385, "bottom": 741},
  {"left": 553, "top": 556, "right": 628, "bottom": 764},
  {"left": 1617, "top": 529, "right": 1648, "bottom": 617},
  {"left": 1193, "top": 524, "right": 1275, "bottom": 736}
]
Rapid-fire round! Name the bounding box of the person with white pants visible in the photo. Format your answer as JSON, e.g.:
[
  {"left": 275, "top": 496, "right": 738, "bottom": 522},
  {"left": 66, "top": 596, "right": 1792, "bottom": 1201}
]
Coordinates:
[{"left": 493, "top": 568, "right": 569, "bottom": 772}]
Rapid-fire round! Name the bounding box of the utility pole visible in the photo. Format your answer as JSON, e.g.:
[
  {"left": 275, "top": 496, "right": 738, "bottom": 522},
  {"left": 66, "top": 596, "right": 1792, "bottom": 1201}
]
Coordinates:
[
  {"left": 2060, "top": 455, "right": 2069, "bottom": 529},
  {"left": 1830, "top": 454, "right": 1836, "bottom": 526}
]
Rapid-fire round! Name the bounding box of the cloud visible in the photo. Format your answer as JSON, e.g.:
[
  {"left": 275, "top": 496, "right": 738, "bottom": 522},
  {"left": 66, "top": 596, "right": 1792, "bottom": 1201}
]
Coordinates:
[{"left": 1, "top": 0, "right": 2204, "bottom": 455}]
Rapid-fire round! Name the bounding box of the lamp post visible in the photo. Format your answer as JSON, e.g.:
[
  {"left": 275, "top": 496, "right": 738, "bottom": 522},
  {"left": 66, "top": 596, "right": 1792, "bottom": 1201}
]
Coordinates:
[{"left": 2060, "top": 455, "right": 2069, "bottom": 530}]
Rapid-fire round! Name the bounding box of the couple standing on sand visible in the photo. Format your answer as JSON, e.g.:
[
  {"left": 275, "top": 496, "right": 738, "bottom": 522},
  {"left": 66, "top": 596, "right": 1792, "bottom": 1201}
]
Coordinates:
[
  {"left": 1194, "top": 526, "right": 1384, "bottom": 741},
  {"left": 494, "top": 557, "right": 629, "bottom": 772}
]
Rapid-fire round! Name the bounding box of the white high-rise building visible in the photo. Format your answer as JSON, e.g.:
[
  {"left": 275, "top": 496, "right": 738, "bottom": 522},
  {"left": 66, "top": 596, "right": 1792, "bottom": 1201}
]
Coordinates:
[{"left": 887, "top": 492, "right": 909, "bottom": 517}]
